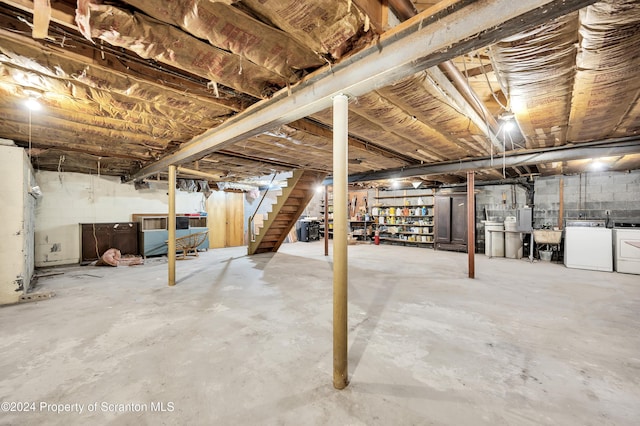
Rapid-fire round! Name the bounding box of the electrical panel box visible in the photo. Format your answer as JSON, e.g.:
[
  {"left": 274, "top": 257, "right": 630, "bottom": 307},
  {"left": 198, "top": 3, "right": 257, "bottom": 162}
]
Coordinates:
[{"left": 516, "top": 207, "right": 533, "bottom": 232}]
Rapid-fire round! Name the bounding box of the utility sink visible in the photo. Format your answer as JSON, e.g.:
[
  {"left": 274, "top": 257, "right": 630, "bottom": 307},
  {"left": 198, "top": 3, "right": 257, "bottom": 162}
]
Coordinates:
[{"left": 533, "top": 229, "right": 562, "bottom": 244}]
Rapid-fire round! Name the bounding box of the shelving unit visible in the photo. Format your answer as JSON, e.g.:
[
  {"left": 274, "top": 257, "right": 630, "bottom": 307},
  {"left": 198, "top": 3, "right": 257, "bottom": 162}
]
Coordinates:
[
  {"left": 319, "top": 190, "right": 333, "bottom": 239},
  {"left": 349, "top": 220, "right": 373, "bottom": 241},
  {"left": 372, "top": 191, "right": 436, "bottom": 247}
]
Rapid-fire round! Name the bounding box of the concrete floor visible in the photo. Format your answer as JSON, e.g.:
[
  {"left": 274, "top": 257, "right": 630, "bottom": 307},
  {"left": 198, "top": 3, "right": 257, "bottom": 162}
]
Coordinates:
[{"left": 0, "top": 241, "right": 639, "bottom": 425}]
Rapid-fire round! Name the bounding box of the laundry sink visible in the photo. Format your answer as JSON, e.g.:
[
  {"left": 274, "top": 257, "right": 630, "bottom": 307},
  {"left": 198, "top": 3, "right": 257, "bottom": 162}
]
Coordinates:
[{"left": 533, "top": 229, "right": 562, "bottom": 244}]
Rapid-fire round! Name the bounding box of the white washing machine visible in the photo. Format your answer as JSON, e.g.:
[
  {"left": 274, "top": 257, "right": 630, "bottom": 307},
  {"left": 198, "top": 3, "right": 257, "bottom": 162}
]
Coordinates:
[
  {"left": 564, "top": 220, "right": 613, "bottom": 272},
  {"left": 613, "top": 222, "right": 640, "bottom": 275}
]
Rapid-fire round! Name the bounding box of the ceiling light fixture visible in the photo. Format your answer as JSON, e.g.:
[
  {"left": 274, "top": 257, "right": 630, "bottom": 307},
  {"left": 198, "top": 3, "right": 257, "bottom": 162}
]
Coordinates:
[
  {"left": 25, "top": 98, "right": 41, "bottom": 111},
  {"left": 411, "top": 181, "right": 421, "bottom": 189},
  {"left": 23, "top": 89, "right": 43, "bottom": 111},
  {"left": 499, "top": 112, "right": 516, "bottom": 132}
]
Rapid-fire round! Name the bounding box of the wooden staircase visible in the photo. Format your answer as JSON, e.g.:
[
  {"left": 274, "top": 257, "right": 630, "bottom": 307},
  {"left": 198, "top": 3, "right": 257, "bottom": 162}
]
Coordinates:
[{"left": 248, "top": 170, "right": 326, "bottom": 255}]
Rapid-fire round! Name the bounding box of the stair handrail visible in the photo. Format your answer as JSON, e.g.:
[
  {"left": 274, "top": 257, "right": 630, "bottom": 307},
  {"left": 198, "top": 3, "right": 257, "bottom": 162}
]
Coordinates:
[{"left": 248, "top": 174, "right": 278, "bottom": 243}]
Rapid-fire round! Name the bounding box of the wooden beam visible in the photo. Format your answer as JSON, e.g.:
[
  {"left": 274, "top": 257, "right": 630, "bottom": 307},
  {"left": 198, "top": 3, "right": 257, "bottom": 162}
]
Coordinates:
[
  {"left": 32, "top": 0, "right": 51, "bottom": 39},
  {"left": 176, "top": 166, "right": 222, "bottom": 181},
  {"left": 353, "top": 0, "right": 388, "bottom": 33},
  {"left": 2, "top": 0, "right": 76, "bottom": 27}
]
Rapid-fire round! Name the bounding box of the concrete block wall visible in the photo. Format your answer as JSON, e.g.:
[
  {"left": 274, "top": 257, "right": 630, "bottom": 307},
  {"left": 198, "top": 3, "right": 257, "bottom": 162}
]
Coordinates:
[
  {"left": 533, "top": 170, "right": 640, "bottom": 228},
  {"left": 474, "top": 184, "right": 530, "bottom": 253},
  {"left": 35, "top": 171, "right": 206, "bottom": 267}
]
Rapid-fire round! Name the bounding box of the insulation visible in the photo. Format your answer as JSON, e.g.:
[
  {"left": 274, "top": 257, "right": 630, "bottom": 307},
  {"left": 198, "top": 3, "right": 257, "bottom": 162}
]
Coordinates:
[
  {"left": 281, "top": 121, "right": 411, "bottom": 171},
  {"left": 491, "top": 13, "right": 579, "bottom": 149},
  {"left": 76, "top": 0, "right": 286, "bottom": 98},
  {"left": 349, "top": 93, "right": 452, "bottom": 161},
  {"left": 376, "top": 72, "right": 490, "bottom": 157},
  {"left": 312, "top": 108, "right": 432, "bottom": 162},
  {"left": 201, "top": 152, "right": 289, "bottom": 179},
  {"left": 226, "top": 126, "right": 407, "bottom": 174},
  {"left": 0, "top": 42, "right": 232, "bottom": 129},
  {"left": 125, "top": 0, "right": 324, "bottom": 79},
  {"left": 1, "top": 0, "right": 638, "bottom": 182},
  {"left": 240, "top": 0, "right": 374, "bottom": 59},
  {"left": 568, "top": 0, "right": 640, "bottom": 141}
]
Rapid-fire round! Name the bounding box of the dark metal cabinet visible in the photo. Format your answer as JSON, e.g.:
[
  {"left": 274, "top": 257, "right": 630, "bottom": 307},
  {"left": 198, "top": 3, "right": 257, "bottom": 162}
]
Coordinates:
[
  {"left": 435, "top": 194, "right": 468, "bottom": 251},
  {"left": 80, "top": 222, "right": 139, "bottom": 261},
  {"left": 299, "top": 220, "right": 320, "bottom": 242}
]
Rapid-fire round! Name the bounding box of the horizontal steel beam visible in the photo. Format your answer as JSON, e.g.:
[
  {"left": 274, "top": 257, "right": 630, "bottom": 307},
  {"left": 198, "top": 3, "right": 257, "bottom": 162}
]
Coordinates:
[
  {"left": 335, "top": 139, "right": 640, "bottom": 183},
  {"left": 129, "top": 0, "right": 598, "bottom": 181},
  {"left": 176, "top": 167, "right": 222, "bottom": 181}
]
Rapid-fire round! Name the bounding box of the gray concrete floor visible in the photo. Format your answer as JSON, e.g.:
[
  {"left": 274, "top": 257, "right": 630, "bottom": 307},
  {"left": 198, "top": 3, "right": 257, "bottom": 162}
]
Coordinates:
[{"left": 1, "top": 241, "right": 639, "bottom": 425}]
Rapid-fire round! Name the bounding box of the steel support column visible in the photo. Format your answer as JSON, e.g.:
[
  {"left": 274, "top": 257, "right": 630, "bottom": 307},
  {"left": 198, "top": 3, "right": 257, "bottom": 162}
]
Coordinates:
[
  {"left": 467, "top": 171, "right": 475, "bottom": 279},
  {"left": 333, "top": 94, "right": 349, "bottom": 390},
  {"left": 168, "top": 165, "right": 176, "bottom": 286}
]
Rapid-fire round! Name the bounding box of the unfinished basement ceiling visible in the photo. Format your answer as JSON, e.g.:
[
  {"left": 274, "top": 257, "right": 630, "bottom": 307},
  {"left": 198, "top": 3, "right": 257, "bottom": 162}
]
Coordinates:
[{"left": 0, "top": 0, "right": 639, "bottom": 186}]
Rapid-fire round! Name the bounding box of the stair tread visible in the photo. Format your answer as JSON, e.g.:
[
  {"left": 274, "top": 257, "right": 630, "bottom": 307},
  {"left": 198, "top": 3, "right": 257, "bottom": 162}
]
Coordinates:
[{"left": 248, "top": 170, "right": 327, "bottom": 255}]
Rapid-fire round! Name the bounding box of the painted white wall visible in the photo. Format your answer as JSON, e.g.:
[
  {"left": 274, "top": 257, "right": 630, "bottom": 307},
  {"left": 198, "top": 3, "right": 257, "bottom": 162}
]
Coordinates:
[
  {"left": 34, "top": 171, "right": 206, "bottom": 266},
  {"left": 0, "top": 145, "right": 36, "bottom": 304}
]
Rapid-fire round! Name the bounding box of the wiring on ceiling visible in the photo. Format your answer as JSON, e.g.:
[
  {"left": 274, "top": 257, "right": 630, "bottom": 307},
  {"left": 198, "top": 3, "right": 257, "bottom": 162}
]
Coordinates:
[
  {"left": 461, "top": 57, "right": 501, "bottom": 156},
  {"left": 475, "top": 52, "right": 509, "bottom": 111}
]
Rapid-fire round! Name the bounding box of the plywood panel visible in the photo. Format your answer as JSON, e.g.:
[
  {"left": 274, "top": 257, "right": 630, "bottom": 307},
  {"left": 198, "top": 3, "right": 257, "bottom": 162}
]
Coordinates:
[
  {"left": 226, "top": 192, "right": 245, "bottom": 247},
  {"left": 207, "top": 191, "right": 227, "bottom": 249}
]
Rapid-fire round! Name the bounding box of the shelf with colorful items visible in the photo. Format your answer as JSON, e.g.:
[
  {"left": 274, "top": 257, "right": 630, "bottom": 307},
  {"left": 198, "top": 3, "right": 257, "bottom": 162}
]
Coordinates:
[
  {"left": 349, "top": 211, "right": 374, "bottom": 241},
  {"left": 371, "top": 204, "right": 435, "bottom": 245},
  {"left": 319, "top": 192, "right": 334, "bottom": 238}
]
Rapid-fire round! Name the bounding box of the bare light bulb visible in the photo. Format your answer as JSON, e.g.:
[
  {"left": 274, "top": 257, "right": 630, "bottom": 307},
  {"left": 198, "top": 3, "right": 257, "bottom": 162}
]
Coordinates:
[{"left": 25, "top": 98, "right": 41, "bottom": 111}]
